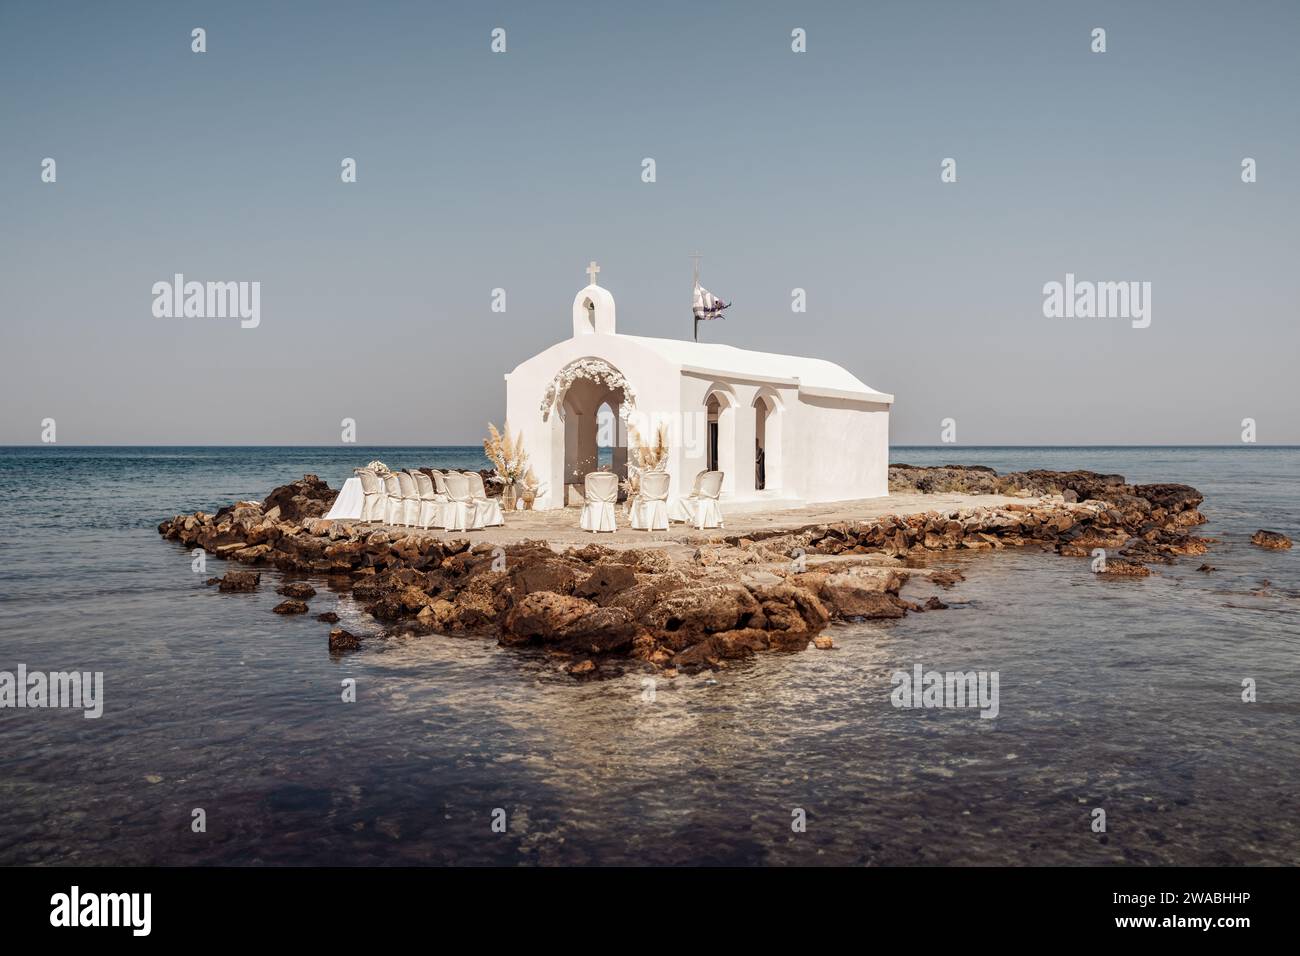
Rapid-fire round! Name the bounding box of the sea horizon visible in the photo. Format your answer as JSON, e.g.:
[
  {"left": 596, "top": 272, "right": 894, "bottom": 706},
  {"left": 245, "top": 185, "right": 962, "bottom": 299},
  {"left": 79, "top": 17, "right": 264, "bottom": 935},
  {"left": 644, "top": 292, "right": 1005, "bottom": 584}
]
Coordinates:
[{"left": 5, "top": 443, "right": 1299, "bottom": 449}]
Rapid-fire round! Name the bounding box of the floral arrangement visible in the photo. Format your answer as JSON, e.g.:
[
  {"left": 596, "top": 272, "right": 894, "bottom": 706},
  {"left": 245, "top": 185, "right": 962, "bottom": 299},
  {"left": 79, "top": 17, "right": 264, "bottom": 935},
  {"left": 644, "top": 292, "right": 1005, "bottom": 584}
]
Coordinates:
[
  {"left": 483, "top": 422, "right": 528, "bottom": 485},
  {"left": 539, "top": 358, "right": 637, "bottom": 421},
  {"left": 366, "top": 460, "right": 392, "bottom": 476},
  {"left": 627, "top": 421, "right": 670, "bottom": 472}
]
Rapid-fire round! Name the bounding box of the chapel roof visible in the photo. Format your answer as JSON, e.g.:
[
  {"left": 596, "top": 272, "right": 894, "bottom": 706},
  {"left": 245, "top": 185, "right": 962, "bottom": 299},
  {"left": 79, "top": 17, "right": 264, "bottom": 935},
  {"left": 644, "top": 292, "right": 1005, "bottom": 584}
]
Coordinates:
[{"left": 615, "top": 333, "right": 893, "bottom": 405}]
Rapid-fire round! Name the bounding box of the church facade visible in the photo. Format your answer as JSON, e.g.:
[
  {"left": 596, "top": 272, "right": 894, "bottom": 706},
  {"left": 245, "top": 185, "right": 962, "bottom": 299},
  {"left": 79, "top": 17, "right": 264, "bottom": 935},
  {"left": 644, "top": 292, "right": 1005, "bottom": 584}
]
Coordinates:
[{"left": 503, "top": 267, "right": 894, "bottom": 511}]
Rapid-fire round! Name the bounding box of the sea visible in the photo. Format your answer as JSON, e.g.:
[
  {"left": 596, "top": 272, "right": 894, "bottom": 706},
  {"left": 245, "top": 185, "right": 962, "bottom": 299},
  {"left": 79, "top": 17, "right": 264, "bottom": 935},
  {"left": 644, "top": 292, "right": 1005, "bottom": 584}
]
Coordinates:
[{"left": 0, "top": 446, "right": 1295, "bottom": 865}]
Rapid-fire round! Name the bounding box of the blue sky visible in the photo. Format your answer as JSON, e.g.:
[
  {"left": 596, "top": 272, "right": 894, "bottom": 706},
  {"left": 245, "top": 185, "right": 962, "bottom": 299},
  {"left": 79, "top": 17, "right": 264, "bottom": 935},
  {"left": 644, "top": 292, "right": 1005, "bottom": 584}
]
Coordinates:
[{"left": 1, "top": 0, "right": 1296, "bottom": 444}]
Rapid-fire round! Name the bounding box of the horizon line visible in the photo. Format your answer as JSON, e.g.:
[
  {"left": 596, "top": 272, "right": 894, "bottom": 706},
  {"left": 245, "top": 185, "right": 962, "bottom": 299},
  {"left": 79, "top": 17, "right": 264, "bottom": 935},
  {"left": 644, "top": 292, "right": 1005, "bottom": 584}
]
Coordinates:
[{"left": 2, "top": 444, "right": 1297, "bottom": 450}]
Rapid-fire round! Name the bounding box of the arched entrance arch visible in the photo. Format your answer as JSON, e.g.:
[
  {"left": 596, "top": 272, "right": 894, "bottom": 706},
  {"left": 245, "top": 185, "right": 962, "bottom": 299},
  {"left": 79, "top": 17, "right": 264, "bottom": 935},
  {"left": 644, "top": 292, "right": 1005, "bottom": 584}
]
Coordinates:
[
  {"left": 542, "top": 358, "right": 635, "bottom": 506},
  {"left": 702, "top": 384, "right": 737, "bottom": 496},
  {"left": 752, "top": 388, "right": 783, "bottom": 492}
]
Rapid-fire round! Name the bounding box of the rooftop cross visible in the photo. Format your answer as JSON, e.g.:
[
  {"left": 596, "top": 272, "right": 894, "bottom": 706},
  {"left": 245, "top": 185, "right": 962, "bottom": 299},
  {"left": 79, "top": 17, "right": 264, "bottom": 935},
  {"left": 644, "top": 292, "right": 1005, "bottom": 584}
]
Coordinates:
[{"left": 586, "top": 260, "right": 600, "bottom": 286}]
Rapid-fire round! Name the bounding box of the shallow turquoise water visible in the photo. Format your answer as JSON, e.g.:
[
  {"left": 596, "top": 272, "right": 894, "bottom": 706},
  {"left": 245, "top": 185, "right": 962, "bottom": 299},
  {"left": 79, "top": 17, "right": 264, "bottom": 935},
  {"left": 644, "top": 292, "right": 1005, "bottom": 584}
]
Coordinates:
[{"left": 0, "top": 446, "right": 1296, "bottom": 865}]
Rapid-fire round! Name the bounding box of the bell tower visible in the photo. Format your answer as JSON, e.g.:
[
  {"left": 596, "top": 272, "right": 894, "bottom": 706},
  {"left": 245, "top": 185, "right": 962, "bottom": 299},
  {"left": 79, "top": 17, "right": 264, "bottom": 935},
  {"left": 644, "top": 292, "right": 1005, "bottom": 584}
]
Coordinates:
[{"left": 572, "top": 260, "right": 616, "bottom": 336}]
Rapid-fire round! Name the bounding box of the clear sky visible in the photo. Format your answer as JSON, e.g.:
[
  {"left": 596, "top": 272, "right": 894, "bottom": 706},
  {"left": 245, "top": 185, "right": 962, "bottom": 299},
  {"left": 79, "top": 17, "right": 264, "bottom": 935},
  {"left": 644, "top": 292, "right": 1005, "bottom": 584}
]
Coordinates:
[{"left": 2, "top": 0, "right": 1296, "bottom": 445}]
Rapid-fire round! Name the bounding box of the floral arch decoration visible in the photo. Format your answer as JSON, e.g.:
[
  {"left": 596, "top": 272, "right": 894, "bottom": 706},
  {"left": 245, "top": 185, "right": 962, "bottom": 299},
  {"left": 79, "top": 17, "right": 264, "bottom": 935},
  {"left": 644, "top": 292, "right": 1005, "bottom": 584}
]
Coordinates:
[{"left": 540, "top": 358, "right": 638, "bottom": 422}]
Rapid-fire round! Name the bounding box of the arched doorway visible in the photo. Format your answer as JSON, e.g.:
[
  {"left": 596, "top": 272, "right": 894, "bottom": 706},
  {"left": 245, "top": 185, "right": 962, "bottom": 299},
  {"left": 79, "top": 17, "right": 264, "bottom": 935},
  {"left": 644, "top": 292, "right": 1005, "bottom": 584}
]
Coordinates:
[
  {"left": 753, "top": 391, "right": 782, "bottom": 492},
  {"left": 706, "top": 394, "right": 721, "bottom": 472},
  {"left": 703, "top": 387, "right": 736, "bottom": 495},
  {"left": 561, "top": 379, "right": 627, "bottom": 506},
  {"left": 540, "top": 357, "right": 637, "bottom": 508}
]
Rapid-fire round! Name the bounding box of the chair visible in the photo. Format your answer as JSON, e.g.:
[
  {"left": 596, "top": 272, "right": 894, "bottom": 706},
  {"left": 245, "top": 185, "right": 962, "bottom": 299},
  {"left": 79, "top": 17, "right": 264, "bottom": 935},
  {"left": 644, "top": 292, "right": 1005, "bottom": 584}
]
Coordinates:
[
  {"left": 464, "top": 471, "right": 504, "bottom": 527},
  {"left": 355, "top": 468, "right": 385, "bottom": 523},
  {"left": 672, "top": 471, "right": 725, "bottom": 529},
  {"left": 668, "top": 471, "right": 707, "bottom": 524},
  {"left": 580, "top": 472, "right": 619, "bottom": 533},
  {"left": 630, "top": 470, "right": 670, "bottom": 531},
  {"left": 382, "top": 472, "right": 404, "bottom": 525},
  {"left": 410, "top": 470, "right": 443, "bottom": 530},
  {"left": 441, "top": 473, "right": 483, "bottom": 531},
  {"left": 691, "top": 471, "right": 725, "bottom": 529},
  {"left": 395, "top": 470, "right": 421, "bottom": 527}
]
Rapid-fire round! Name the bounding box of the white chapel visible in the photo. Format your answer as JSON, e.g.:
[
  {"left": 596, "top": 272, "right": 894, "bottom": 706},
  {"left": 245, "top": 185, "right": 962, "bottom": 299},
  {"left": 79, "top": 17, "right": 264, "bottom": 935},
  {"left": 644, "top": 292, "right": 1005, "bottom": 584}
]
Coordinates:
[{"left": 503, "top": 264, "right": 894, "bottom": 511}]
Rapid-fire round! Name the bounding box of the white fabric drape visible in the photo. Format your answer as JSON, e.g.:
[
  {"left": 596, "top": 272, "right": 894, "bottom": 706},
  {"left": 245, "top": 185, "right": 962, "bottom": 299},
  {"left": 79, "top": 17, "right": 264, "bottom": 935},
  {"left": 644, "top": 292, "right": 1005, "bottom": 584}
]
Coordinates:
[
  {"left": 465, "top": 472, "right": 504, "bottom": 527},
  {"left": 668, "top": 471, "right": 706, "bottom": 523},
  {"left": 396, "top": 471, "right": 421, "bottom": 527},
  {"left": 411, "top": 471, "right": 442, "bottom": 529},
  {"left": 382, "top": 473, "right": 403, "bottom": 525},
  {"left": 357, "top": 469, "right": 385, "bottom": 522},
  {"left": 671, "top": 470, "right": 725, "bottom": 529},
  {"left": 442, "top": 473, "right": 483, "bottom": 531},
  {"left": 580, "top": 472, "right": 619, "bottom": 533},
  {"left": 630, "top": 471, "right": 670, "bottom": 531},
  {"left": 324, "top": 476, "right": 366, "bottom": 520}
]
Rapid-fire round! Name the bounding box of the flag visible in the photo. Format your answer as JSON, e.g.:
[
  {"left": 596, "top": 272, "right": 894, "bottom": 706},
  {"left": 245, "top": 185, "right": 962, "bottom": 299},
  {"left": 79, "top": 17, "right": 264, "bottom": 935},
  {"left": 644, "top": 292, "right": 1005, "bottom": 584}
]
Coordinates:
[{"left": 692, "top": 282, "right": 730, "bottom": 320}]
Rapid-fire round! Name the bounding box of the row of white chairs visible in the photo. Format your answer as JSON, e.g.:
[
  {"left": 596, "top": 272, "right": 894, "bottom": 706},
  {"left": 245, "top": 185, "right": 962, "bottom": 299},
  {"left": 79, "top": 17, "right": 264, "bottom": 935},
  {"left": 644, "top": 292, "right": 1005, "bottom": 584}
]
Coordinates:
[
  {"left": 354, "top": 468, "right": 504, "bottom": 532},
  {"left": 581, "top": 469, "right": 724, "bottom": 533}
]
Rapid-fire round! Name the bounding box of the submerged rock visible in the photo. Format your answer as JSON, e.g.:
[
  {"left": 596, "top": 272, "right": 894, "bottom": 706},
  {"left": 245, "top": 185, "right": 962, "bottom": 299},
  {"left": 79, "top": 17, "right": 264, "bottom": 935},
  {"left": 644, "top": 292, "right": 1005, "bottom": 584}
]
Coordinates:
[
  {"left": 212, "top": 570, "right": 261, "bottom": 592},
  {"left": 328, "top": 627, "right": 361, "bottom": 652},
  {"left": 1097, "top": 560, "right": 1151, "bottom": 578},
  {"left": 1251, "top": 530, "right": 1292, "bottom": 550},
  {"left": 276, "top": 582, "right": 317, "bottom": 599}
]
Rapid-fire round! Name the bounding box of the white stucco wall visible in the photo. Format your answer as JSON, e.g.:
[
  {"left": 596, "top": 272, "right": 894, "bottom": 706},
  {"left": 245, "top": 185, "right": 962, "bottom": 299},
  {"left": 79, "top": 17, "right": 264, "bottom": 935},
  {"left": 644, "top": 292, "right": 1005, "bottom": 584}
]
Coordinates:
[
  {"left": 505, "top": 333, "right": 683, "bottom": 510},
  {"left": 786, "top": 397, "right": 891, "bottom": 500}
]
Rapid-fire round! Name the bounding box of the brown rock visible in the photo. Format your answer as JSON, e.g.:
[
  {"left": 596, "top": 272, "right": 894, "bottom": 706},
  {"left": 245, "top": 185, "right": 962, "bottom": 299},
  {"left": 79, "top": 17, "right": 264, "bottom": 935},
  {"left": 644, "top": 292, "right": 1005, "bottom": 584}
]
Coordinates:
[
  {"left": 510, "top": 559, "right": 577, "bottom": 595},
  {"left": 574, "top": 564, "right": 638, "bottom": 603},
  {"left": 276, "top": 581, "right": 316, "bottom": 599},
  {"left": 644, "top": 583, "right": 763, "bottom": 646},
  {"left": 503, "top": 592, "right": 638, "bottom": 652},
  {"left": 1251, "top": 530, "right": 1292, "bottom": 550},
  {"left": 328, "top": 627, "right": 361, "bottom": 652},
  {"left": 1097, "top": 560, "right": 1151, "bottom": 577},
  {"left": 929, "top": 569, "right": 964, "bottom": 588},
  {"left": 316, "top": 611, "right": 340, "bottom": 622},
  {"left": 822, "top": 586, "right": 906, "bottom": 620},
  {"left": 272, "top": 599, "right": 309, "bottom": 614},
  {"left": 215, "top": 570, "right": 261, "bottom": 592},
  {"left": 813, "top": 635, "right": 834, "bottom": 649},
  {"left": 713, "top": 628, "right": 770, "bottom": 658},
  {"left": 670, "top": 638, "right": 722, "bottom": 670},
  {"left": 262, "top": 474, "right": 336, "bottom": 523}
]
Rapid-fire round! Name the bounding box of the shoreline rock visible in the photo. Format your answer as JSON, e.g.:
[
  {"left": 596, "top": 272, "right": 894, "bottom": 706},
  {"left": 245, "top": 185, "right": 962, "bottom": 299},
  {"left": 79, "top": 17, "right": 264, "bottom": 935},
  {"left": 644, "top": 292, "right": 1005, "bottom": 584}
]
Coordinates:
[{"left": 162, "top": 466, "right": 1211, "bottom": 675}]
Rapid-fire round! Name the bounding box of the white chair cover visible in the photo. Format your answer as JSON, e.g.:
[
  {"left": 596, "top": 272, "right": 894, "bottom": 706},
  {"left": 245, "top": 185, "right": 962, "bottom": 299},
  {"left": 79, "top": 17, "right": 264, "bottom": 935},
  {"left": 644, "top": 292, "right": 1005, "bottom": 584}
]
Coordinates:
[
  {"left": 580, "top": 472, "right": 619, "bottom": 533},
  {"left": 396, "top": 470, "right": 420, "bottom": 527},
  {"left": 411, "top": 470, "right": 441, "bottom": 529},
  {"left": 464, "top": 471, "right": 504, "bottom": 527},
  {"left": 427, "top": 470, "right": 452, "bottom": 529},
  {"left": 692, "top": 471, "right": 725, "bottom": 529},
  {"left": 442, "top": 473, "right": 483, "bottom": 531},
  {"left": 356, "top": 469, "right": 384, "bottom": 523},
  {"left": 630, "top": 471, "right": 670, "bottom": 531},
  {"left": 382, "top": 473, "right": 404, "bottom": 525},
  {"left": 671, "top": 471, "right": 725, "bottom": 529},
  {"left": 668, "top": 471, "right": 707, "bottom": 523}
]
